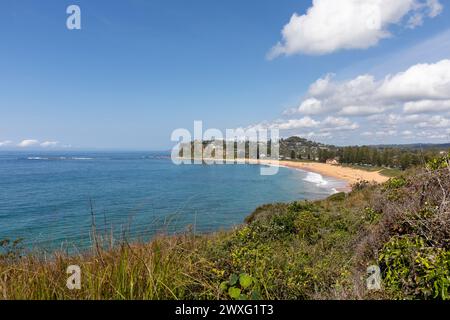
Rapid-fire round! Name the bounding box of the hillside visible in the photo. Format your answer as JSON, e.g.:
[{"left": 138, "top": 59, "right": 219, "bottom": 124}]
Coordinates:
[
  {"left": 373, "top": 143, "right": 450, "bottom": 150},
  {"left": 181, "top": 136, "right": 448, "bottom": 170},
  {"left": 0, "top": 153, "right": 449, "bottom": 300}
]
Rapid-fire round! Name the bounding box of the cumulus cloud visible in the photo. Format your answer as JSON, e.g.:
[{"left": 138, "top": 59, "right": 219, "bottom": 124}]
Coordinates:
[
  {"left": 17, "top": 139, "right": 39, "bottom": 148},
  {"left": 291, "top": 74, "right": 386, "bottom": 116},
  {"left": 375, "top": 130, "right": 398, "bottom": 137},
  {"left": 404, "top": 100, "right": 450, "bottom": 113},
  {"left": 268, "top": 0, "right": 443, "bottom": 57},
  {"left": 298, "top": 98, "right": 324, "bottom": 115},
  {"left": 245, "top": 116, "right": 359, "bottom": 137},
  {"left": 0, "top": 140, "right": 12, "bottom": 147},
  {"left": 321, "top": 116, "right": 360, "bottom": 131},
  {"left": 291, "top": 59, "right": 450, "bottom": 117},
  {"left": 415, "top": 115, "right": 450, "bottom": 128},
  {"left": 339, "top": 106, "right": 387, "bottom": 116},
  {"left": 379, "top": 60, "right": 450, "bottom": 100},
  {"left": 40, "top": 141, "right": 59, "bottom": 148},
  {"left": 407, "top": 0, "right": 443, "bottom": 27},
  {"left": 243, "top": 59, "right": 450, "bottom": 144},
  {"left": 273, "top": 117, "right": 320, "bottom": 130},
  {"left": 401, "top": 130, "right": 414, "bottom": 136}
]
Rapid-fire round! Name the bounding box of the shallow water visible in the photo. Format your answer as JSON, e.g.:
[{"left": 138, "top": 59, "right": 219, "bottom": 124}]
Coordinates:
[{"left": 0, "top": 151, "right": 346, "bottom": 251}]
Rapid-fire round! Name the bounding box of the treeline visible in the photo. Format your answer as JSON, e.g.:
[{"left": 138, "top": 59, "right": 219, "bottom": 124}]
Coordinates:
[
  {"left": 318, "top": 146, "right": 443, "bottom": 170},
  {"left": 179, "top": 140, "right": 274, "bottom": 159},
  {"left": 179, "top": 138, "right": 448, "bottom": 170}
]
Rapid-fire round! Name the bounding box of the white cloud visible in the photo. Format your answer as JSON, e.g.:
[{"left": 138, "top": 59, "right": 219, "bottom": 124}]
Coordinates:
[
  {"left": 40, "top": 141, "right": 59, "bottom": 148},
  {"left": 367, "top": 113, "right": 422, "bottom": 125},
  {"left": 375, "top": 130, "right": 398, "bottom": 137},
  {"left": 17, "top": 139, "right": 39, "bottom": 148},
  {"left": 401, "top": 130, "right": 414, "bottom": 136},
  {"left": 298, "top": 98, "right": 324, "bottom": 115},
  {"left": 407, "top": 0, "right": 443, "bottom": 27},
  {"left": 339, "top": 106, "right": 386, "bottom": 116},
  {"left": 0, "top": 140, "right": 12, "bottom": 147},
  {"left": 245, "top": 59, "right": 450, "bottom": 144},
  {"left": 417, "top": 130, "right": 449, "bottom": 139},
  {"left": 271, "top": 117, "right": 320, "bottom": 130},
  {"left": 291, "top": 74, "right": 383, "bottom": 116},
  {"left": 245, "top": 116, "right": 359, "bottom": 134},
  {"left": 404, "top": 100, "right": 450, "bottom": 113},
  {"left": 416, "top": 115, "right": 450, "bottom": 128},
  {"left": 309, "top": 73, "right": 335, "bottom": 97},
  {"left": 291, "top": 59, "right": 450, "bottom": 117},
  {"left": 428, "top": 0, "right": 444, "bottom": 17},
  {"left": 323, "top": 116, "right": 351, "bottom": 127},
  {"left": 268, "top": 0, "right": 443, "bottom": 57},
  {"left": 379, "top": 60, "right": 450, "bottom": 100}
]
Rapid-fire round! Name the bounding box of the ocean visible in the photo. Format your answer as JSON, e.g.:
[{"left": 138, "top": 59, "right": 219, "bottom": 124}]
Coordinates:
[{"left": 0, "top": 151, "right": 346, "bottom": 252}]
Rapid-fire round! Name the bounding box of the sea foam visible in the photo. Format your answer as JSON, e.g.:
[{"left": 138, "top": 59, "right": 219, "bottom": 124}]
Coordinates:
[
  {"left": 302, "top": 171, "right": 342, "bottom": 194},
  {"left": 303, "top": 172, "right": 329, "bottom": 187}
]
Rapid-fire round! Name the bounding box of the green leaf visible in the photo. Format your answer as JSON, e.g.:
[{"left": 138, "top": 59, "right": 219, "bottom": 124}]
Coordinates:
[
  {"left": 219, "top": 281, "right": 229, "bottom": 292},
  {"left": 239, "top": 274, "right": 253, "bottom": 289},
  {"left": 229, "top": 274, "right": 239, "bottom": 286},
  {"left": 251, "top": 290, "right": 262, "bottom": 300},
  {"left": 228, "top": 287, "right": 241, "bottom": 299},
  {"left": 239, "top": 294, "right": 248, "bottom": 300}
]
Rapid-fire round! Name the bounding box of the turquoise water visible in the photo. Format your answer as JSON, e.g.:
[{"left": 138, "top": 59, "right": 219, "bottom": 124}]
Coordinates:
[{"left": 0, "top": 152, "right": 346, "bottom": 251}]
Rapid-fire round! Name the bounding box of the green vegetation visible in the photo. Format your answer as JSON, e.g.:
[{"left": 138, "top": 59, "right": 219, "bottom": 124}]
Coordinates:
[
  {"left": 0, "top": 153, "right": 449, "bottom": 300},
  {"left": 180, "top": 136, "right": 449, "bottom": 172},
  {"left": 319, "top": 145, "right": 444, "bottom": 170},
  {"left": 281, "top": 137, "right": 447, "bottom": 170}
]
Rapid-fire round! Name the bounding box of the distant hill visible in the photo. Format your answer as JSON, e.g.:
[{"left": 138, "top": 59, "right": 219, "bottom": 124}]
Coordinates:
[
  {"left": 371, "top": 143, "right": 450, "bottom": 150},
  {"left": 180, "top": 136, "right": 449, "bottom": 169}
]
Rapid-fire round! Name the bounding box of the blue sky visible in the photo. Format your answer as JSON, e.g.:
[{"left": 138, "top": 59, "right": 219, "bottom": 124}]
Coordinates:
[{"left": 1, "top": 0, "right": 450, "bottom": 150}]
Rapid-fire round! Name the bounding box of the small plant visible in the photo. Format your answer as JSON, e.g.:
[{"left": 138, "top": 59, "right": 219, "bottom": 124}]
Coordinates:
[
  {"left": 364, "top": 207, "right": 381, "bottom": 224},
  {"left": 382, "top": 177, "right": 407, "bottom": 201},
  {"left": 426, "top": 152, "right": 450, "bottom": 170},
  {"left": 385, "top": 177, "right": 407, "bottom": 190},
  {"left": 352, "top": 180, "right": 370, "bottom": 191},
  {"left": 219, "top": 273, "right": 261, "bottom": 300},
  {"left": 287, "top": 201, "right": 317, "bottom": 213},
  {"left": 0, "top": 238, "right": 24, "bottom": 261},
  {"left": 379, "top": 236, "right": 450, "bottom": 300}
]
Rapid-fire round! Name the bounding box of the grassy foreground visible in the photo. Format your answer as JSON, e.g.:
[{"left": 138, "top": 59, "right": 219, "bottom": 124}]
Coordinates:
[{"left": 0, "top": 155, "right": 449, "bottom": 300}]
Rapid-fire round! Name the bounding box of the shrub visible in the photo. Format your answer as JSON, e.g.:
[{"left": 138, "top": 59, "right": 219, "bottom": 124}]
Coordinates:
[
  {"left": 219, "top": 273, "right": 261, "bottom": 300},
  {"left": 385, "top": 177, "right": 407, "bottom": 190},
  {"left": 327, "top": 192, "right": 346, "bottom": 202},
  {"left": 426, "top": 152, "right": 449, "bottom": 170},
  {"left": 364, "top": 207, "right": 381, "bottom": 224},
  {"left": 379, "top": 235, "right": 450, "bottom": 300},
  {"left": 0, "top": 238, "right": 24, "bottom": 262}
]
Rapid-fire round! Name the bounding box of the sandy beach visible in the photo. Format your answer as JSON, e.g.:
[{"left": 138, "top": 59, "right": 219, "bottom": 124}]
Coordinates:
[
  {"left": 179, "top": 157, "right": 390, "bottom": 189},
  {"left": 246, "top": 159, "right": 390, "bottom": 187}
]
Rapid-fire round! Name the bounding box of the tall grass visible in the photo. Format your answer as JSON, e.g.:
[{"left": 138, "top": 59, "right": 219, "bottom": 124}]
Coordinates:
[
  {"left": 1, "top": 153, "right": 449, "bottom": 300},
  {"left": 0, "top": 232, "right": 226, "bottom": 300}
]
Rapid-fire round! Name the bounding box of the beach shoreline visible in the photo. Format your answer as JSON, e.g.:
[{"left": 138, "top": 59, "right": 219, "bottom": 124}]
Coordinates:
[
  {"left": 252, "top": 159, "right": 389, "bottom": 186},
  {"left": 179, "top": 157, "right": 390, "bottom": 190}
]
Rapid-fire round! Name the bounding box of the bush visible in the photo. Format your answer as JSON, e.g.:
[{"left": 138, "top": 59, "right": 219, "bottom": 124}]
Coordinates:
[
  {"left": 426, "top": 152, "right": 449, "bottom": 170},
  {"left": 379, "top": 235, "right": 450, "bottom": 300},
  {"left": 1, "top": 161, "right": 448, "bottom": 300},
  {"left": 327, "top": 192, "right": 346, "bottom": 202}
]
